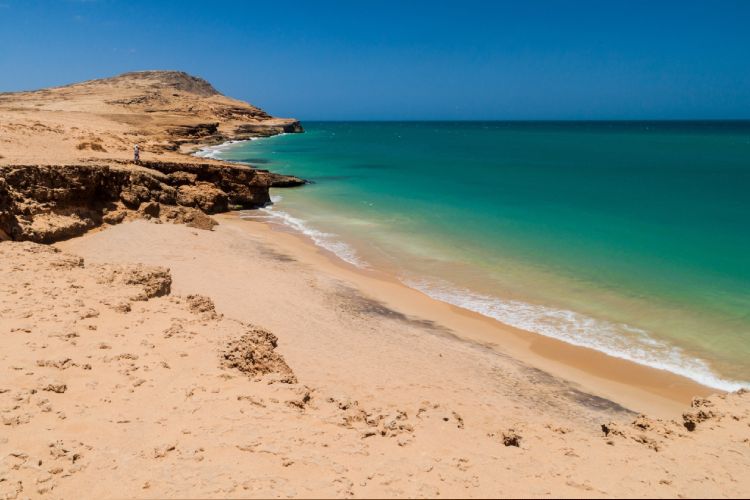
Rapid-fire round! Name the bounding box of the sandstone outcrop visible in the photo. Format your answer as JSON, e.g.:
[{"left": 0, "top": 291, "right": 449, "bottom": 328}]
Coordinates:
[
  {"left": 221, "top": 329, "right": 298, "bottom": 384},
  {"left": 234, "top": 121, "right": 305, "bottom": 137},
  {"left": 0, "top": 161, "right": 303, "bottom": 243}
]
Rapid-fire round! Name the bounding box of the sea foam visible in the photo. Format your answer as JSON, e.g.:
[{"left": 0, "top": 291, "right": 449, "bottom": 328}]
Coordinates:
[
  {"left": 240, "top": 196, "right": 366, "bottom": 268},
  {"left": 194, "top": 133, "right": 290, "bottom": 160},
  {"left": 404, "top": 276, "right": 748, "bottom": 392},
  {"left": 194, "top": 139, "right": 253, "bottom": 159}
]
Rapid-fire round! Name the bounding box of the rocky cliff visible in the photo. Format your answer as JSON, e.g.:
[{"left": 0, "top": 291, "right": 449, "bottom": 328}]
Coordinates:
[
  {"left": 0, "top": 71, "right": 307, "bottom": 242},
  {"left": 0, "top": 162, "right": 305, "bottom": 243}
]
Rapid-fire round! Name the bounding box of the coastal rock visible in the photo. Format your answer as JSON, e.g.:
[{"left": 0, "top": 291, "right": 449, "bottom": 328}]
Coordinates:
[
  {"left": 167, "top": 171, "right": 198, "bottom": 185},
  {"left": 168, "top": 123, "right": 219, "bottom": 139},
  {"left": 176, "top": 183, "right": 228, "bottom": 213},
  {"left": 120, "top": 184, "right": 151, "bottom": 208},
  {"left": 234, "top": 121, "right": 305, "bottom": 137},
  {"left": 0, "top": 160, "right": 305, "bottom": 243},
  {"left": 267, "top": 172, "right": 307, "bottom": 188},
  {"left": 0, "top": 178, "right": 18, "bottom": 240},
  {"left": 221, "top": 328, "right": 297, "bottom": 384},
  {"left": 102, "top": 207, "right": 128, "bottom": 225},
  {"left": 97, "top": 264, "right": 172, "bottom": 300},
  {"left": 160, "top": 205, "right": 218, "bottom": 231},
  {"left": 186, "top": 294, "right": 220, "bottom": 320},
  {"left": 138, "top": 201, "right": 160, "bottom": 218}
]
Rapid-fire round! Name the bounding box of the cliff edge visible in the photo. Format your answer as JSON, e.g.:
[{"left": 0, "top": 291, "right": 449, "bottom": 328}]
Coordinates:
[{"left": 0, "top": 71, "right": 305, "bottom": 242}]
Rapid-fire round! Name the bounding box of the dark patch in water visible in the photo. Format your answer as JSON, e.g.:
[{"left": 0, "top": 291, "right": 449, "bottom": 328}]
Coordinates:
[{"left": 238, "top": 157, "right": 272, "bottom": 165}]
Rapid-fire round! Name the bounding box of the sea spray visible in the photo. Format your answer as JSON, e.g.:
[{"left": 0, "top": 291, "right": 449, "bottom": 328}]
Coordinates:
[
  {"left": 403, "top": 276, "right": 748, "bottom": 391},
  {"left": 240, "top": 196, "right": 366, "bottom": 268}
]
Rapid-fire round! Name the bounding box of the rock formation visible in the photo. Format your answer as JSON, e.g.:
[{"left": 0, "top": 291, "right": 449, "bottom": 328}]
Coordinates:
[
  {"left": 0, "top": 161, "right": 304, "bottom": 243},
  {"left": 0, "top": 70, "right": 307, "bottom": 243}
]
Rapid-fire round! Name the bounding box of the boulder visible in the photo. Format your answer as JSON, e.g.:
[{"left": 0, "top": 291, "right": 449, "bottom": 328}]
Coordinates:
[{"left": 176, "top": 182, "right": 228, "bottom": 213}]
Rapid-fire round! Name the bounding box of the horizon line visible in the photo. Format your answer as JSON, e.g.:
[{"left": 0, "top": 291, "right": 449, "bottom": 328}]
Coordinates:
[{"left": 293, "top": 118, "right": 750, "bottom": 122}]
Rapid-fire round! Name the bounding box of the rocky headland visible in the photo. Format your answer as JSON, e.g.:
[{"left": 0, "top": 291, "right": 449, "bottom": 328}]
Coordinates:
[{"left": 0, "top": 71, "right": 305, "bottom": 243}]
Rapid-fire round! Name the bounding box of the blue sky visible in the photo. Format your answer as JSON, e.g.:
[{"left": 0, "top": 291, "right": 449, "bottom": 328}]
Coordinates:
[{"left": 1, "top": 0, "right": 748, "bottom": 120}]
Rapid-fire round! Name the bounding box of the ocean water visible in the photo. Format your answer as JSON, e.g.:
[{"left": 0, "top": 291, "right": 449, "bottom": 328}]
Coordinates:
[{"left": 199, "top": 121, "right": 750, "bottom": 390}]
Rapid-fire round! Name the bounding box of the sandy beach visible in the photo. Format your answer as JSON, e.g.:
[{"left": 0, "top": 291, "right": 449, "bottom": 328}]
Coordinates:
[
  {"left": 1, "top": 71, "right": 749, "bottom": 498},
  {"left": 0, "top": 214, "right": 745, "bottom": 498}
]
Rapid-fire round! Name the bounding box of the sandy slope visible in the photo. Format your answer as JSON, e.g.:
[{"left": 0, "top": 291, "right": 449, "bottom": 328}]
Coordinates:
[
  {"left": 1, "top": 218, "right": 739, "bottom": 498},
  {"left": 0, "top": 70, "right": 299, "bottom": 166}
]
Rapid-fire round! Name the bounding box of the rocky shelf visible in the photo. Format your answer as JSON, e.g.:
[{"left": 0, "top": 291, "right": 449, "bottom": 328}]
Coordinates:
[{"left": 0, "top": 70, "right": 308, "bottom": 243}]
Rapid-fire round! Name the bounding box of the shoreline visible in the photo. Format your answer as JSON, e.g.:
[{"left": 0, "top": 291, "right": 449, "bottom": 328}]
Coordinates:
[
  {"left": 207, "top": 132, "right": 742, "bottom": 398},
  {"left": 218, "top": 212, "right": 713, "bottom": 417},
  {"left": 250, "top": 197, "right": 746, "bottom": 393},
  {"left": 192, "top": 139, "right": 258, "bottom": 160}
]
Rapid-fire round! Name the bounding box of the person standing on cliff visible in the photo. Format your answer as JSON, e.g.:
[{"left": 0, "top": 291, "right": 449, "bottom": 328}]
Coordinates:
[{"left": 133, "top": 144, "right": 140, "bottom": 165}]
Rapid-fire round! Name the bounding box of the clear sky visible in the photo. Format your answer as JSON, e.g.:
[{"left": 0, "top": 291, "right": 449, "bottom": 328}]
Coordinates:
[{"left": 1, "top": 0, "right": 748, "bottom": 120}]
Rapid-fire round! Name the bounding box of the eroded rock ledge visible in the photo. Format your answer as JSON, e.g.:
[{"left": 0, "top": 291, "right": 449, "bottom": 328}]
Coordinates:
[
  {"left": 162, "top": 120, "right": 305, "bottom": 152},
  {"left": 0, "top": 70, "right": 309, "bottom": 242},
  {"left": 0, "top": 161, "right": 305, "bottom": 243}
]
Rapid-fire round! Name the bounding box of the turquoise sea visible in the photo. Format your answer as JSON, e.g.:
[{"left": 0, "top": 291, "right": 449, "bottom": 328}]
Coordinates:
[{"left": 199, "top": 121, "right": 750, "bottom": 390}]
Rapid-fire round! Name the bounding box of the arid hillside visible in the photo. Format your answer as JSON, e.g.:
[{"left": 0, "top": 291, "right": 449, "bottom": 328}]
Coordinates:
[
  {"left": 0, "top": 71, "right": 304, "bottom": 243},
  {"left": 0, "top": 70, "right": 302, "bottom": 165}
]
